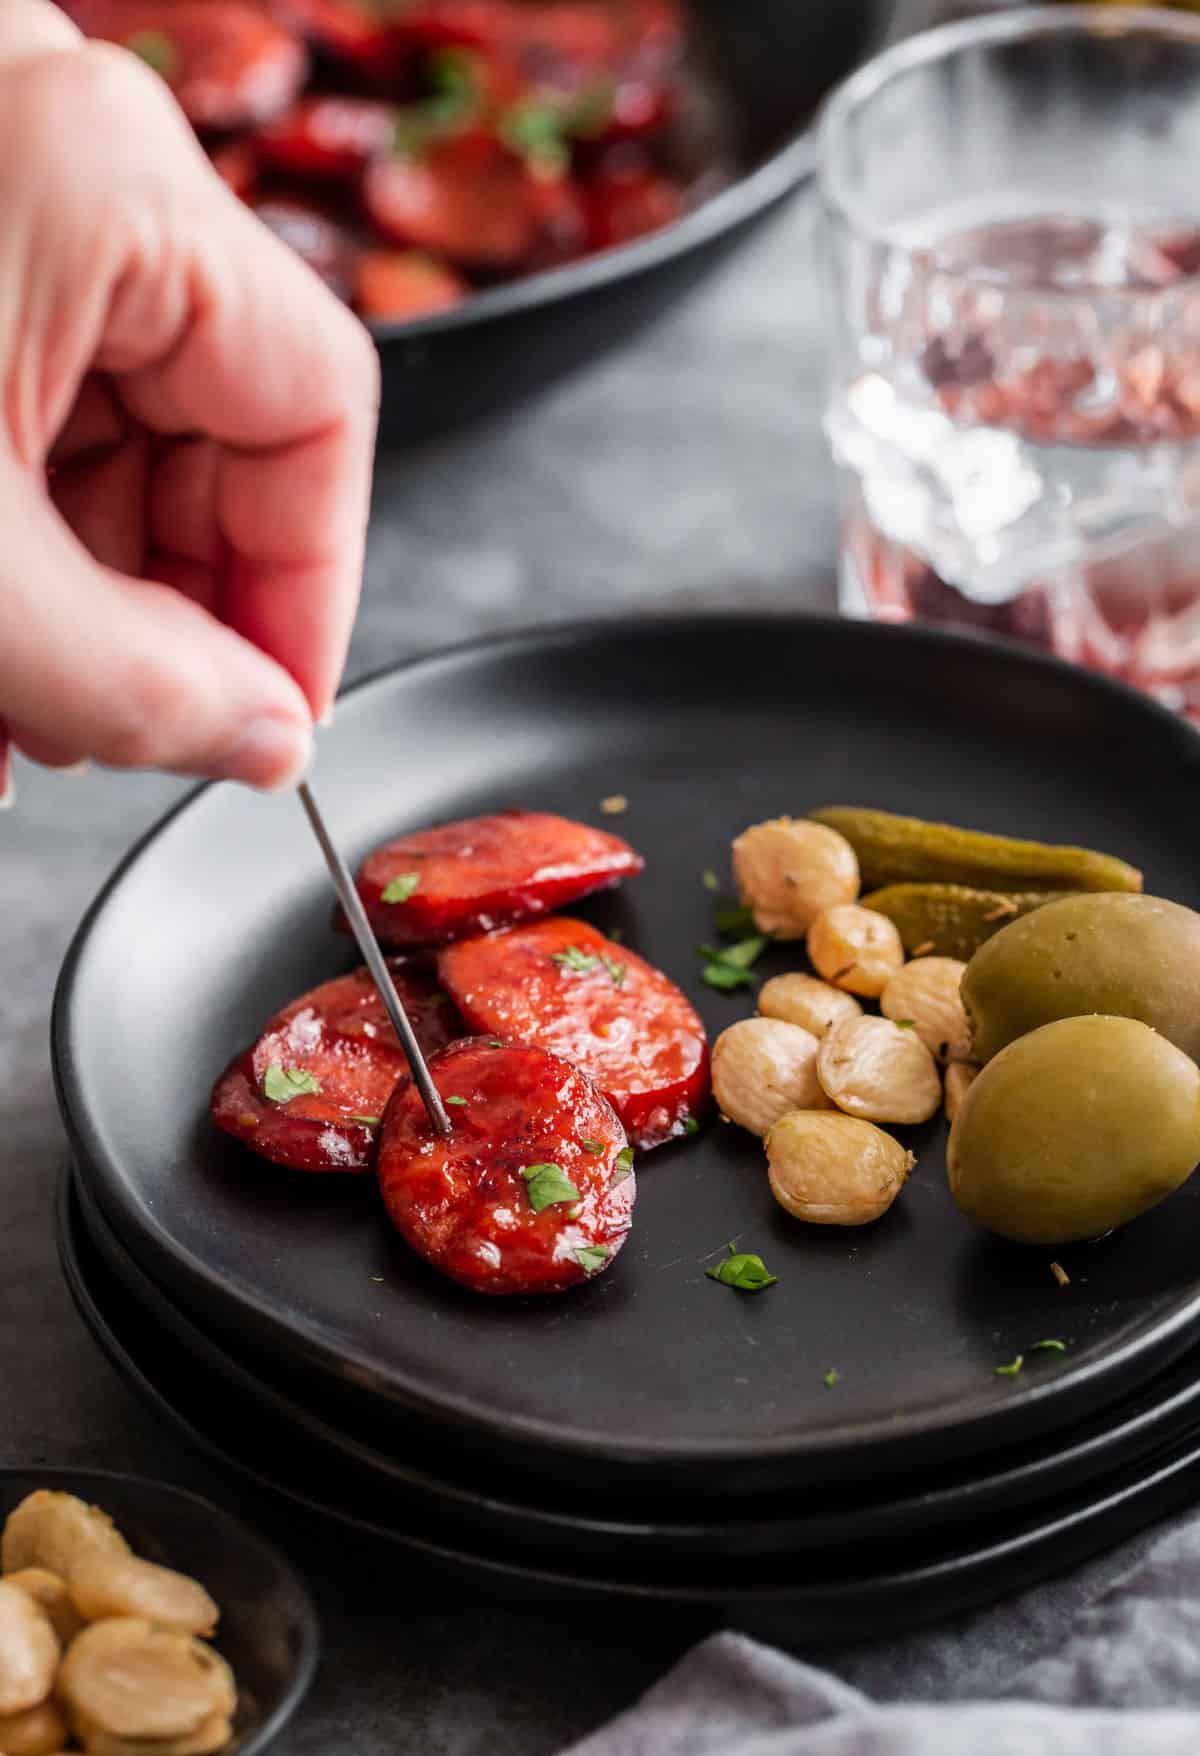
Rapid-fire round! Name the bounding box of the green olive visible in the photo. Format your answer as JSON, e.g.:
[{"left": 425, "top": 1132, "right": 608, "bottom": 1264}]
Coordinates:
[
  {"left": 962, "top": 893, "right": 1200, "bottom": 1064},
  {"left": 947, "top": 1015, "right": 1200, "bottom": 1245}
]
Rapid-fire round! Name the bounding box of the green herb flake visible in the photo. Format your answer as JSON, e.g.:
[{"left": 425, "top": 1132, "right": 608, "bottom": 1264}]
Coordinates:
[
  {"left": 262, "top": 1064, "right": 322, "bottom": 1104},
  {"left": 520, "top": 1162, "right": 581, "bottom": 1213},
  {"left": 715, "top": 904, "right": 757, "bottom": 935},
  {"left": 380, "top": 872, "right": 420, "bottom": 905},
  {"left": 1029, "top": 1338, "right": 1068, "bottom": 1354},
  {"left": 702, "top": 869, "right": 720, "bottom": 892},
  {"left": 601, "top": 954, "right": 627, "bottom": 988},
  {"left": 823, "top": 1368, "right": 839, "bottom": 1389},
  {"left": 701, "top": 961, "right": 756, "bottom": 992},
  {"left": 712, "top": 936, "right": 767, "bottom": 971},
  {"left": 349, "top": 1114, "right": 381, "bottom": 1126},
  {"left": 575, "top": 1244, "right": 610, "bottom": 1275},
  {"left": 993, "top": 1355, "right": 1024, "bottom": 1377},
  {"left": 485, "top": 1038, "right": 505, "bottom": 1048},
  {"left": 552, "top": 945, "right": 601, "bottom": 975},
  {"left": 683, "top": 1116, "right": 700, "bottom": 1137},
  {"left": 125, "top": 29, "right": 176, "bottom": 77},
  {"left": 893, "top": 1018, "right": 915, "bottom": 1030},
  {"left": 446, "top": 1095, "right": 468, "bottom": 1107},
  {"left": 707, "top": 1242, "right": 777, "bottom": 1294},
  {"left": 580, "top": 1139, "right": 606, "bottom": 1155},
  {"left": 615, "top": 1147, "right": 635, "bottom": 1174},
  {"left": 565, "top": 75, "right": 616, "bottom": 139}
]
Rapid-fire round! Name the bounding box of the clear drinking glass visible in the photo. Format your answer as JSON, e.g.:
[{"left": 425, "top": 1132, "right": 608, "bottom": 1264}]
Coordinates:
[{"left": 818, "top": 5, "right": 1200, "bottom": 715}]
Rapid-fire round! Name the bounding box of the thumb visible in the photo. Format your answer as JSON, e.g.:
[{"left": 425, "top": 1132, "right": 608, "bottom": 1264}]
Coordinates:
[{"left": 0, "top": 462, "right": 314, "bottom": 787}]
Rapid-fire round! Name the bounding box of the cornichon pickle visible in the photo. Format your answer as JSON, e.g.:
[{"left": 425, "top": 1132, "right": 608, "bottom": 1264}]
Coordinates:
[
  {"left": 861, "top": 884, "right": 1063, "bottom": 960},
  {"left": 809, "top": 806, "right": 1142, "bottom": 895}
]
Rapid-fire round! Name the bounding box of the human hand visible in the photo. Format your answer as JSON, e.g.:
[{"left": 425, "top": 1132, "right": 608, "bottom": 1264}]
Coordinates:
[{"left": 0, "top": 1, "right": 379, "bottom": 801}]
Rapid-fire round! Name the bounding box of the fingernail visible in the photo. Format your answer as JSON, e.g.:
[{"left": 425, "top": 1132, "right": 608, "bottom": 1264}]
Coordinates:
[
  {"left": 317, "top": 703, "right": 336, "bottom": 728},
  {"left": 0, "top": 753, "right": 14, "bottom": 811},
  {"left": 217, "top": 717, "right": 312, "bottom": 791},
  {"left": 55, "top": 760, "right": 92, "bottom": 777}
]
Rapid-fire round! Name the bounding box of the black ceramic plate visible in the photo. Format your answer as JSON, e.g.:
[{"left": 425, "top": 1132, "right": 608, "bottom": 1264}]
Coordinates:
[
  {"left": 55, "top": 615, "right": 1200, "bottom": 1500},
  {"left": 0, "top": 1463, "right": 318, "bottom": 1755},
  {"left": 58, "top": 1168, "right": 1200, "bottom": 1644},
  {"left": 365, "top": 0, "right": 906, "bottom": 443},
  {"left": 70, "top": 1163, "right": 1200, "bottom": 1570}
]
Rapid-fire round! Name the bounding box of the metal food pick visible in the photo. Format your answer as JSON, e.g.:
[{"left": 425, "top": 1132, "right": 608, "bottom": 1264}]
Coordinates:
[{"left": 297, "top": 781, "right": 452, "bottom": 1137}]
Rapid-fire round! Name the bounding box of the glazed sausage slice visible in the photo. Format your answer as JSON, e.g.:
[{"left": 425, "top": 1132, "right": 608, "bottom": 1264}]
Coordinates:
[
  {"left": 439, "top": 916, "right": 709, "bottom": 1148},
  {"left": 68, "top": 2, "right": 308, "bottom": 131},
  {"left": 211, "top": 961, "right": 462, "bottom": 1172},
  {"left": 363, "top": 137, "right": 549, "bottom": 271},
  {"left": 354, "top": 250, "right": 467, "bottom": 321},
  {"left": 255, "top": 96, "right": 397, "bottom": 181},
  {"left": 377, "top": 1039, "right": 633, "bottom": 1295},
  {"left": 352, "top": 810, "right": 643, "bottom": 947}
]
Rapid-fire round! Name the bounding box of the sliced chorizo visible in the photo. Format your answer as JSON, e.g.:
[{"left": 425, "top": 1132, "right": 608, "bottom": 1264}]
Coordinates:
[
  {"left": 377, "top": 1038, "right": 633, "bottom": 1295},
  {"left": 438, "top": 916, "right": 709, "bottom": 1148}
]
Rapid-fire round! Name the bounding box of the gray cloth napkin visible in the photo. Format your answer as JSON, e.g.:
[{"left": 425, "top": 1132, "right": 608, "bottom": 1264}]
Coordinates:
[{"left": 561, "top": 1506, "right": 1200, "bottom": 1754}]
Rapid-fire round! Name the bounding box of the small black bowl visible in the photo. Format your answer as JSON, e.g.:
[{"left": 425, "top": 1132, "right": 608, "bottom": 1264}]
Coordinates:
[
  {"left": 369, "top": 0, "right": 903, "bottom": 444},
  {"left": 0, "top": 1466, "right": 319, "bottom": 1754}
]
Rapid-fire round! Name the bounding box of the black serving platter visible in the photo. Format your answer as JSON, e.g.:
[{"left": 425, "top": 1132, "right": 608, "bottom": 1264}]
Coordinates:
[
  {"left": 0, "top": 1462, "right": 319, "bottom": 1756},
  {"left": 58, "top": 1168, "right": 1200, "bottom": 1643},
  {"left": 69, "top": 1163, "right": 1200, "bottom": 1571},
  {"left": 368, "top": 0, "right": 905, "bottom": 443},
  {"left": 53, "top": 614, "right": 1200, "bottom": 1502}
]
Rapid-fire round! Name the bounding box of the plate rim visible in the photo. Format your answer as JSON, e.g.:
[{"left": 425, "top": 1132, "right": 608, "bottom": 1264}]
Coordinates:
[
  {"left": 58, "top": 1165, "right": 1200, "bottom": 1619},
  {"left": 52, "top": 610, "right": 1200, "bottom": 1471},
  {"left": 68, "top": 1161, "right": 1200, "bottom": 1554}
]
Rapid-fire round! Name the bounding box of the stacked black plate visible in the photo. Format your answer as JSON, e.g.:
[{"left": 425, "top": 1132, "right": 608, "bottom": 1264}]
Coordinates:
[{"left": 53, "top": 616, "right": 1200, "bottom": 1643}]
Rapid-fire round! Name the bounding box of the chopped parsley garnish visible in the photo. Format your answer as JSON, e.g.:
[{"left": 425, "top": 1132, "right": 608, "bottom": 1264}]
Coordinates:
[
  {"left": 893, "top": 1018, "right": 915, "bottom": 1030},
  {"left": 701, "top": 961, "right": 755, "bottom": 992},
  {"left": 520, "top": 1163, "right": 581, "bottom": 1213},
  {"left": 380, "top": 873, "right": 420, "bottom": 905},
  {"left": 485, "top": 1038, "right": 505, "bottom": 1048},
  {"left": 125, "top": 29, "right": 176, "bottom": 77},
  {"left": 393, "top": 47, "right": 479, "bottom": 155},
  {"left": 553, "top": 945, "right": 601, "bottom": 975},
  {"left": 575, "top": 1244, "right": 610, "bottom": 1275},
  {"left": 601, "top": 954, "right": 627, "bottom": 988},
  {"left": 714, "top": 904, "right": 757, "bottom": 936},
  {"left": 262, "top": 1065, "right": 321, "bottom": 1104},
  {"left": 699, "top": 933, "right": 767, "bottom": 991},
  {"left": 823, "top": 1368, "right": 839, "bottom": 1389},
  {"left": 580, "top": 1139, "right": 606, "bottom": 1155},
  {"left": 615, "top": 1146, "right": 635, "bottom": 1174},
  {"left": 349, "top": 1114, "right": 381, "bottom": 1126},
  {"left": 702, "top": 869, "right": 720, "bottom": 892},
  {"left": 996, "top": 1339, "right": 1068, "bottom": 1377},
  {"left": 446, "top": 1095, "right": 468, "bottom": 1106},
  {"left": 683, "top": 1116, "right": 700, "bottom": 1137},
  {"left": 706, "top": 1242, "right": 777, "bottom": 1293}
]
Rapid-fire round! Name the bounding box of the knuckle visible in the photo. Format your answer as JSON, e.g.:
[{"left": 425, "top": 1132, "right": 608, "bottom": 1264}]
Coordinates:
[{"left": 98, "top": 659, "right": 193, "bottom": 770}]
